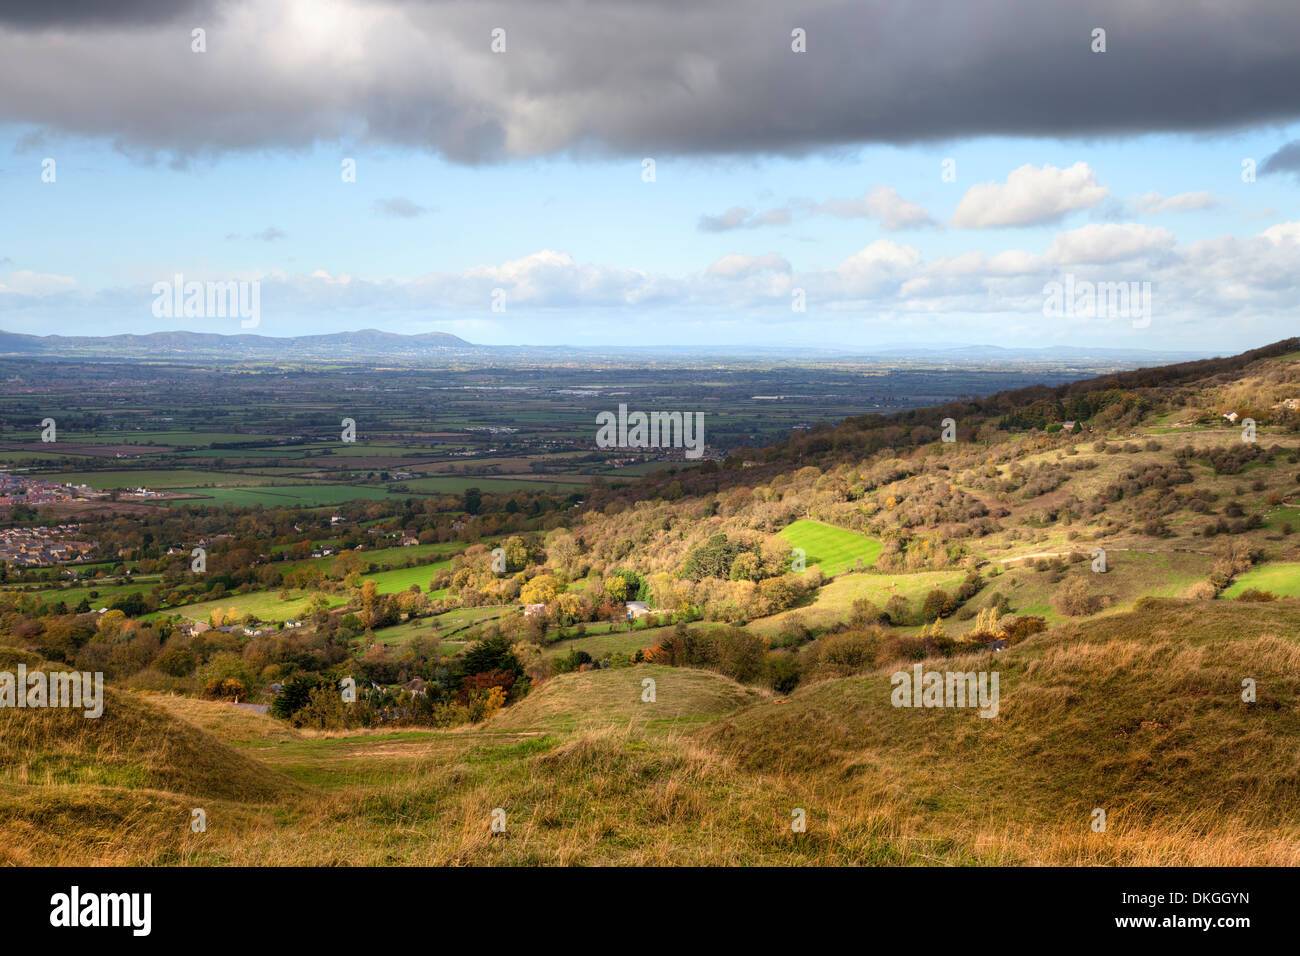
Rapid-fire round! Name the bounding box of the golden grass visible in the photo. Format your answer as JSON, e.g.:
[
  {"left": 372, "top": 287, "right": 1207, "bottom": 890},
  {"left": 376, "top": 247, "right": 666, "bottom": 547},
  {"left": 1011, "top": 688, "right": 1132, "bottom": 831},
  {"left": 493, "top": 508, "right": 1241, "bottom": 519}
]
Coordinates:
[{"left": 3, "top": 599, "right": 1298, "bottom": 865}]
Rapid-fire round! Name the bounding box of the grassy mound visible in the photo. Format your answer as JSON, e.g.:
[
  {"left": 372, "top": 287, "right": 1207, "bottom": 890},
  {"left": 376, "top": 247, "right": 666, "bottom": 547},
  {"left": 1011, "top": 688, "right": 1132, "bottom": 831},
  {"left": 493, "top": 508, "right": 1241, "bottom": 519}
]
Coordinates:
[
  {"left": 487, "top": 664, "right": 767, "bottom": 734},
  {"left": 147, "top": 694, "right": 304, "bottom": 748},
  {"left": 0, "top": 679, "right": 301, "bottom": 802},
  {"left": 704, "top": 598, "right": 1300, "bottom": 863}
]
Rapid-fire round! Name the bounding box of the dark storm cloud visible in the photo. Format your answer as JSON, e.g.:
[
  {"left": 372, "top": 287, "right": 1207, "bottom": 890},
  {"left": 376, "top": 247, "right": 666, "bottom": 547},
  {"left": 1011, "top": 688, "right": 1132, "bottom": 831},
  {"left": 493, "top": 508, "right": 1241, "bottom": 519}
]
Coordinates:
[
  {"left": 1262, "top": 140, "right": 1300, "bottom": 178},
  {"left": 0, "top": 0, "right": 1297, "bottom": 162},
  {"left": 0, "top": 0, "right": 214, "bottom": 29}
]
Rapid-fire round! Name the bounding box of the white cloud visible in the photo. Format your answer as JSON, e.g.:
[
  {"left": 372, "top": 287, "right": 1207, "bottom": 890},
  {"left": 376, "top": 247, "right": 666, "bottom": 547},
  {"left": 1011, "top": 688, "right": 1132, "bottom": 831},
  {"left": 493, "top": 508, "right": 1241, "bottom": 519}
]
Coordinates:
[
  {"left": 1130, "top": 190, "right": 1216, "bottom": 215},
  {"left": 0, "top": 270, "right": 78, "bottom": 295},
  {"left": 706, "top": 253, "right": 791, "bottom": 279},
  {"left": 1045, "top": 223, "right": 1176, "bottom": 265},
  {"left": 10, "top": 222, "right": 1300, "bottom": 347},
  {"left": 952, "top": 162, "right": 1109, "bottom": 228},
  {"left": 819, "top": 186, "right": 934, "bottom": 230}
]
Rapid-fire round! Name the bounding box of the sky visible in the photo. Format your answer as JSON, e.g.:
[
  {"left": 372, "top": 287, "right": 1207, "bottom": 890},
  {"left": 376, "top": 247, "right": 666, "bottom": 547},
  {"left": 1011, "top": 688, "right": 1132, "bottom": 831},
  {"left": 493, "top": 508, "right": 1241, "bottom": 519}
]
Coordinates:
[{"left": 1, "top": 0, "right": 1299, "bottom": 351}]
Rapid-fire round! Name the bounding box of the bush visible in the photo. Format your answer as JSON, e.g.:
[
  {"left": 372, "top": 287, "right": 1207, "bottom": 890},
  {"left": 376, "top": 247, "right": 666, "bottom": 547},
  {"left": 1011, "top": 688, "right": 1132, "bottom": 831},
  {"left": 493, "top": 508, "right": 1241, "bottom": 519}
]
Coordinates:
[
  {"left": 803, "top": 630, "right": 882, "bottom": 679},
  {"left": 1002, "top": 616, "right": 1048, "bottom": 644},
  {"left": 848, "top": 598, "right": 885, "bottom": 627},
  {"left": 270, "top": 674, "right": 327, "bottom": 720},
  {"left": 201, "top": 677, "right": 247, "bottom": 701},
  {"left": 154, "top": 646, "right": 195, "bottom": 677},
  {"left": 552, "top": 648, "right": 592, "bottom": 674},
  {"left": 921, "top": 589, "right": 956, "bottom": 621},
  {"left": 764, "top": 652, "right": 801, "bottom": 694},
  {"left": 1235, "top": 588, "right": 1278, "bottom": 602},
  {"left": 1053, "top": 577, "right": 1103, "bottom": 616}
]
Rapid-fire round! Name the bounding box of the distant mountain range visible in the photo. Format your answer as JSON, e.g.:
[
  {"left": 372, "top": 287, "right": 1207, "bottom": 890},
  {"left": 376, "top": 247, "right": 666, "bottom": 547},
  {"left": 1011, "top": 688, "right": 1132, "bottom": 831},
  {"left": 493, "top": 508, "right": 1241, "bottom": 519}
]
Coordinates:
[
  {"left": 0, "top": 328, "right": 1213, "bottom": 366},
  {"left": 0, "top": 329, "right": 474, "bottom": 361}
]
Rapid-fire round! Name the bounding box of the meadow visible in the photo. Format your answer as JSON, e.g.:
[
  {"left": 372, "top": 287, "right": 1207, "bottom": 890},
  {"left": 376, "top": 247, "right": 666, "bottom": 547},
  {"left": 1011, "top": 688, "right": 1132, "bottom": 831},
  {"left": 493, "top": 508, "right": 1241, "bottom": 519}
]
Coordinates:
[{"left": 776, "top": 519, "right": 882, "bottom": 576}]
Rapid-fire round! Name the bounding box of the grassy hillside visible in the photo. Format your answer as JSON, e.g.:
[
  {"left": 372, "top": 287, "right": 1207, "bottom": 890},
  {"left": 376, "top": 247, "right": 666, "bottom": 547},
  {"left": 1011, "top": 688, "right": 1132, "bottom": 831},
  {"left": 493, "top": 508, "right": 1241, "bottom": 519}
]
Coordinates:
[
  {"left": 2, "top": 599, "right": 1297, "bottom": 864},
  {"left": 0, "top": 661, "right": 299, "bottom": 803},
  {"left": 707, "top": 598, "right": 1300, "bottom": 863},
  {"left": 486, "top": 664, "right": 766, "bottom": 734},
  {"left": 4, "top": 340, "right": 1300, "bottom": 865}
]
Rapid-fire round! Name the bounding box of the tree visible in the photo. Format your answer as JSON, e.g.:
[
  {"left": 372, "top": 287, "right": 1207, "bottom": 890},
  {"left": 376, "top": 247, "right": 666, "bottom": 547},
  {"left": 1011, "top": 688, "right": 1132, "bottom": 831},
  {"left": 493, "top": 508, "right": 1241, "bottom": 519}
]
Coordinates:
[
  {"left": 521, "top": 574, "right": 560, "bottom": 606},
  {"left": 921, "top": 589, "right": 955, "bottom": 621},
  {"left": 270, "top": 674, "right": 327, "bottom": 720},
  {"left": 462, "top": 635, "right": 523, "bottom": 681},
  {"left": 683, "top": 534, "right": 742, "bottom": 580}
]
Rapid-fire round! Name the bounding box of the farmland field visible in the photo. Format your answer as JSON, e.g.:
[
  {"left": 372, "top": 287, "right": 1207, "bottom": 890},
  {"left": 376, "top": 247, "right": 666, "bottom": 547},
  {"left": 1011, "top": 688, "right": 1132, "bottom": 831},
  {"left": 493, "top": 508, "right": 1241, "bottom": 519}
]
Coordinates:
[
  {"left": 363, "top": 559, "right": 453, "bottom": 594},
  {"left": 776, "top": 519, "right": 882, "bottom": 576},
  {"left": 1222, "top": 562, "right": 1300, "bottom": 598},
  {"left": 166, "top": 484, "right": 404, "bottom": 507}
]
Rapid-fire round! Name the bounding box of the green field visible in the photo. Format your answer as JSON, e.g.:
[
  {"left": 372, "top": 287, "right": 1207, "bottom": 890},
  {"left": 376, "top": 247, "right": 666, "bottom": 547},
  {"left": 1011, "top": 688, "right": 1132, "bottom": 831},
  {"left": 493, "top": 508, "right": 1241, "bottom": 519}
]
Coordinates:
[
  {"left": 176, "top": 588, "right": 332, "bottom": 623},
  {"left": 395, "top": 476, "right": 586, "bottom": 494},
  {"left": 51, "top": 469, "right": 257, "bottom": 489},
  {"left": 1223, "top": 562, "right": 1300, "bottom": 598},
  {"left": 365, "top": 606, "right": 512, "bottom": 649},
  {"left": 363, "top": 559, "right": 453, "bottom": 595},
  {"left": 542, "top": 625, "right": 672, "bottom": 661},
  {"left": 176, "top": 557, "right": 457, "bottom": 621},
  {"left": 3, "top": 577, "right": 161, "bottom": 610},
  {"left": 750, "top": 568, "right": 969, "bottom": 635},
  {"left": 1264, "top": 506, "right": 1300, "bottom": 531},
  {"left": 166, "top": 485, "right": 406, "bottom": 507},
  {"left": 776, "top": 519, "right": 882, "bottom": 576}
]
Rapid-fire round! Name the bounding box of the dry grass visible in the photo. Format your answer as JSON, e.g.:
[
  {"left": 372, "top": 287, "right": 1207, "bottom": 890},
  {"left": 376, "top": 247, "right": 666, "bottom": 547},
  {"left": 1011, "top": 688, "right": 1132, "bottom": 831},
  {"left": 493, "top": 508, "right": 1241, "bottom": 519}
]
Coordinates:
[{"left": 3, "top": 599, "right": 1298, "bottom": 865}]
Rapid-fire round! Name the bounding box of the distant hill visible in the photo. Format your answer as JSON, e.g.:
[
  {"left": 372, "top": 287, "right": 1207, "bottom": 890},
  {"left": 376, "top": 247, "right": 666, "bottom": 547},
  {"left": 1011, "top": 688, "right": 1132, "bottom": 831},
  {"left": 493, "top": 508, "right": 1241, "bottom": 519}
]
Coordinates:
[
  {"left": 0, "top": 328, "right": 1210, "bottom": 365},
  {"left": 0, "top": 328, "right": 477, "bottom": 362}
]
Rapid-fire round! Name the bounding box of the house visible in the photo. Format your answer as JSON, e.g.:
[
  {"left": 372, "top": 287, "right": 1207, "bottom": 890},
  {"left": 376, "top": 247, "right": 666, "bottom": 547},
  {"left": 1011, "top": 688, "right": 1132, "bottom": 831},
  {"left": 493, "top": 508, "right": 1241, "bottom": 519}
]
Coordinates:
[
  {"left": 524, "top": 603, "right": 547, "bottom": 617},
  {"left": 625, "top": 601, "right": 653, "bottom": 618},
  {"left": 400, "top": 535, "right": 419, "bottom": 547},
  {"left": 178, "top": 620, "right": 211, "bottom": 637},
  {"left": 1061, "top": 421, "right": 1076, "bottom": 432}
]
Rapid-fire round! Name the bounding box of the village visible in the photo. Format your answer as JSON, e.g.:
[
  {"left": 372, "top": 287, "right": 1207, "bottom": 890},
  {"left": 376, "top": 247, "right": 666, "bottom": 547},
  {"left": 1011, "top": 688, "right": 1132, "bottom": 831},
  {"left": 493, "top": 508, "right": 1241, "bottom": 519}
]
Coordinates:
[{"left": 0, "top": 525, "right": 96, "bottom": 568}]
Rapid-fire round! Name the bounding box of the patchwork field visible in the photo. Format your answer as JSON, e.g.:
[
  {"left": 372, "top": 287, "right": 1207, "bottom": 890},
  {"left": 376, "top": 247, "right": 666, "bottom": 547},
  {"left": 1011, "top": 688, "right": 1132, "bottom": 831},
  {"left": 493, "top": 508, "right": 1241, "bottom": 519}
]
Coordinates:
[
  {"left": 776, "top": 519, "right": 882, "bottom": 576},
  {"left": 167, "top": 485, "right": 405, "bottom": 507}
]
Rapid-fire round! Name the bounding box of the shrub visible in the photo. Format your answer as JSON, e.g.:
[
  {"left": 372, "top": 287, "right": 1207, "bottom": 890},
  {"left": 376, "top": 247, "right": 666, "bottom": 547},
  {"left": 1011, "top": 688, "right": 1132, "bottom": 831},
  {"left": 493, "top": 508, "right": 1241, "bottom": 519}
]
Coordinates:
[
  {"left": 201, "top": 677, "right": 247, "bottom": 701},
  {"left": 921, "top": 589, "right": 956, "bottom": 621},
  {"left": 1053, "top": 577, "right": 1103, "bottom": 616},
  {"left": 270, "top": 673, "right": 327, "bottom": 720},
  {"left": 552, "top": 648, "right": 592, "bottom": 674},
  {"left": 764, "top": 652, "right": 801, "bottom": 694},
  {"left": 154, "top": 646, "right": 195, "bottom": 677},
  {"left": 1002, "top": 616, "right": 1048, "bottom": 644}
]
